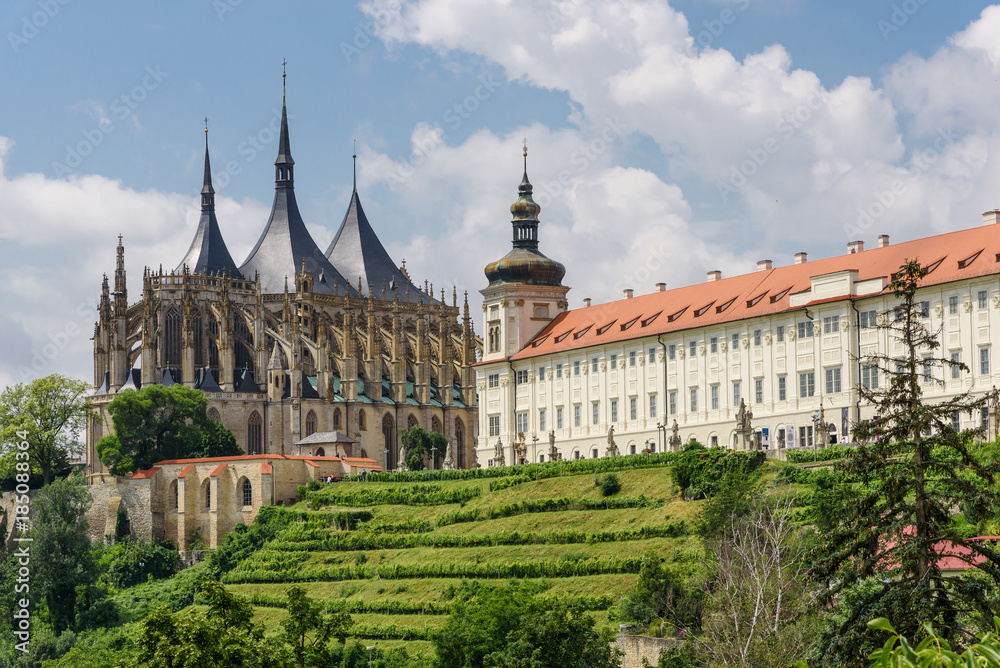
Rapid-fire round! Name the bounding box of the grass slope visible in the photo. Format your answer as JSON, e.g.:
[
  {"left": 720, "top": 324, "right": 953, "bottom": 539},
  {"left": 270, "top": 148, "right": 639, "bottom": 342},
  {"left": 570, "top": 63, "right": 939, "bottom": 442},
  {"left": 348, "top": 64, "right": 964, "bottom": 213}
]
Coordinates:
[{"left": 221, "top": 460, "right": 704, "bottom": 656}]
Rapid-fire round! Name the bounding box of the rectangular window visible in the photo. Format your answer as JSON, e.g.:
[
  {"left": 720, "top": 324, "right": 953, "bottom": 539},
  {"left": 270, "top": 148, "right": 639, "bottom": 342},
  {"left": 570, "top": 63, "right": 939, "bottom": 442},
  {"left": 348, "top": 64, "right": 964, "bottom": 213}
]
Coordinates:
[
  {"left": 952, "top": 411, "right": 961, "bottom": 432},
  {"left": 574, "top": 404, "right": 581, "bottom": 427},
  {"left": 893, "top": 306, "right": 903, "bottom": 321},
  {"left": 690, "top": 388, "right": 698, "bottom": 412},
  {"left": 982, "top": 347, "right": 991, "bottom": 375},
  {"left": 922, "top": 357, "right": 932, "bottom": 383},
  {"left": 732, "top": 333, "right": 740, "bottom": 349},
  {"left": 516, "top": 412, "right": 528, "bottom": 433},
  {"left": 755, "top": 378, "right": 763, "bottom": 404},
  {"left": 979, "top": 290, "right": 989, "bottom": 310},
  {"left": 799, "top": 371, "right": 815, "bottom": 397},
  {"left": 753, "top": 329, "right": 762, "bottom": 347},
  {"left": 557, "top": 407, "right": 564, "bottom": 429},
  {"left": 859, "top": 310, "right": 877, "bottom": 329},
  {"left": 949, "top": 295, "right": 959, "bottom": 315},
  {"left": 733, "top": 381, "right": 741, "bottom": 406},
  {"left": 711, "top": 384, "right": 719, "bottom": 410},
  {"left": 488, "top": 415, "right": 500, "bottom": 437},
  {"left": 689, "top": 341, "right": 697, "bottom": 357},
  {"left": 516, "top": 370, "right": 529, "bottom": 385},
  {"left": 611, "top": 399, "right": 618, "bottom": 423},
  {"left": 539, "top": 409, "right": 546, "bottom": 432},
  {"left": 920, "top": 301, "right": 930, "bottom": 318},
  {"left": 573, "top": 361, "right": 580, "bottom": 376},
  {"left": 538, "top": 366, "right": 546, "bottom": 381},
  {"left": 825, "top": 367, "right": 842, "bottom": 394},
  {"left": 710, "top": 337, "right": 718, "bottom": 353},
  {"left": 648, "top": 348, "right": 656, "bottom": 364},
  {"left": 629, "top": 397, "right": 637, "bottom": 420},
  {"left": 951, "top": 352, "right": 961, "bottom": 379},
  {"left": 610, "top": 354, "right": 618, "bottom": 370},
  {"left": 649, "top": 393, "right": 657, "bottom": 417},
  {"left": 591, "top": 402, "right": 599, "bottom": 425},
  {"left": 668, "top": 345, "right": 676, "bottom": 360},
  {"left": 629, "top": 351, "right": 636, "bottom": 367},
  {"left": 592, "top": 357, "right": 599, "bottom": 373},
  {"left": 823, "top": 315, "right": 840, "bottom": 334},
  {"left": 488, "top": 374, "right": 499, "bottom": 388},
  {"left": 669, "top": 391, "right": 677, "bottom": 415},
  {"left": 776, "top": 325, "right": 785, "bottom": 342},
  {"left": 778, "top": 375, "right": 787, "bottom": 401},
  {"left": 862, "top": 364, "right": 879, "bottom": 390},
  {"left": 984, "top": 406, "right": 990, "bottom": 429},
  {"left": 799, "top": 425, "right": 814, "bottom": 446},
  {"left": 798, "top": 321, "right": 814, "bottom": 338},
  {"left": 556, "top": 363, "right": 563, "bottom": 379}
]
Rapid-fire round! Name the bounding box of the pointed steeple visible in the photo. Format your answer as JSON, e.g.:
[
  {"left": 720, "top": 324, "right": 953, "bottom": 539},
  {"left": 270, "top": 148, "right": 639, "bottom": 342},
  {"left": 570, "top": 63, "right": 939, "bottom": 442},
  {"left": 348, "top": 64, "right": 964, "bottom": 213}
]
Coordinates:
[
  {"left": 239, "top": 63, "right": 355, "bottom": 297},
  {"left": 175, "top": 123, "right": 242, "bottom": 277},
  {"left": 326, "top": 166, "right": 430, "bottom": 303}
]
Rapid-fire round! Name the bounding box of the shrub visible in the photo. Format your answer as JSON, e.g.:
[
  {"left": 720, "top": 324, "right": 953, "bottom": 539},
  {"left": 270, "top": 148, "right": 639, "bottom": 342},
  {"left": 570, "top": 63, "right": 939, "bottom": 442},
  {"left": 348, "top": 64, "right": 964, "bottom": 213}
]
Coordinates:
[{"left": 600, "top": 474, "right": 621, "bottom": 497}]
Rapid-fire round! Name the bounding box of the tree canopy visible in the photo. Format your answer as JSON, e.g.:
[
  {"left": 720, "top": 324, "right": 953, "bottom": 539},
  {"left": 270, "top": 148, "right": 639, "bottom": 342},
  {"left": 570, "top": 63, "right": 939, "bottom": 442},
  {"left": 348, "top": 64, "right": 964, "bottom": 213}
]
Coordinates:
[
  {"left": 807, "top": 260, "right": 1000, "bottom": 664},
  {"left": 399, "top": 425, "right": 447, "bottom": 471},
  {"left": 0, "top": 374, "right": 92, "bottom": 486},
  {"left": 95, "top": 384, "right": 241, "bottom": 475}
]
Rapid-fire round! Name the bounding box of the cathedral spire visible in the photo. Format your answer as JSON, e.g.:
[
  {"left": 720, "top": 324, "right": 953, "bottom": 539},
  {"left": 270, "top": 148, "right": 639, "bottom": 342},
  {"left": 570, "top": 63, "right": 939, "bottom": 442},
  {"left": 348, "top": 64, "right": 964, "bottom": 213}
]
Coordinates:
[
  {"left": 352, "top": 139, "right": 357, "bottom": 193},
  {"left": 201, "top": 118, "right": 215, "bottom": 211},
  {"left": 275, "top": 59, "right": 294, "bottom": 187}
]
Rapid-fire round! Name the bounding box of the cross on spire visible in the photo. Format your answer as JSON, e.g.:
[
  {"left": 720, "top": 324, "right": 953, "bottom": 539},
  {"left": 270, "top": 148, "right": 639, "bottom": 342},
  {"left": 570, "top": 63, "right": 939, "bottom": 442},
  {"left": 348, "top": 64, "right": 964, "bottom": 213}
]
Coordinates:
[
  {"left": 522, "top": 136, "right": 528, "bottom": 172},
  {"left": 282, "top": 58, "right": 287, "bottom": 103},
  {"left": 352, "top": 138, "right": 357, "bottom": 192},
  {"left": 204, "top": 117, "right": 209, "bottom": 132}
]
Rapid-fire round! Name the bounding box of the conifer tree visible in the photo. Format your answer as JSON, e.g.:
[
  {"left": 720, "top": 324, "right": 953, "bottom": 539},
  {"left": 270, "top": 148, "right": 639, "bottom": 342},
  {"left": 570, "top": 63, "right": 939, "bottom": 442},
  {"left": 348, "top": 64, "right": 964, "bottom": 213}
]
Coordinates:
[{"left": 808, "top": 260, "right": 1000, "bottom": 665}]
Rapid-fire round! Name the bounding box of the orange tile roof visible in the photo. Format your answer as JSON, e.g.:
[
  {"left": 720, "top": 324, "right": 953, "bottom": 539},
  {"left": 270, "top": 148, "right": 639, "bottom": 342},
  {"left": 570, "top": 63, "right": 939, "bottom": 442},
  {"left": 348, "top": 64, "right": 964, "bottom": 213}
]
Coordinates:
[
  {"left": 130, "top": 466, "right": 160, "bottom": 480},
  {"left": 209, "top": 462, "right": 227, "bottom": 477},
  {"left": 261, "top": 462, "right": 273, "bottom": 475},
  {"left": 508, "top": 223, "right": 1000, "bottom": 361},
  {"left": 153, "top": 454, "right": 342, "bottom": 466},
  {"left": 176, "top": 464, "right": 195, "bottom": 478}
]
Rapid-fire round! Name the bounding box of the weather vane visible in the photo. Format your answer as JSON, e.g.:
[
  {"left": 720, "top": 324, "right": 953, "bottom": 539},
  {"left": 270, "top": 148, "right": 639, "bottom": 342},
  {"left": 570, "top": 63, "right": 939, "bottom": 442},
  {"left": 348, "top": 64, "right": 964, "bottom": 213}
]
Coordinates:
[
  {"left": 204, "top": 117, "right": 209, "bottom": 133},
  {"left": 522, "top": 136, "right": 528, "bottom": 156}
]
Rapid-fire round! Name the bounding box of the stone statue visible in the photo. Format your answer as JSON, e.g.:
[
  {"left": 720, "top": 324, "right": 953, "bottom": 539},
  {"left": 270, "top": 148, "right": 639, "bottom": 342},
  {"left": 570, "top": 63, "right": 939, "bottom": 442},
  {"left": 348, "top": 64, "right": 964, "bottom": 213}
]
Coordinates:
[
  {"left": 735, "top": 399, "right": 753, "bottom": 450},
  {"left": 605, "top": 426, "right": 620, "bottom": 457},
  {"left": 514, "top": 433, "right": 528, "bottom": 465},
  {"left": 777, "top": 428, "right": 785, "bottom": 449},
  {"left": 669, "top": 419, "right": 682, "bottom": 451},
  {"left": 548, "top": 430, "right": 559, "bottom": 461},
  {"left": 494, "top": 438, "right": 505, "bottom": 467}
]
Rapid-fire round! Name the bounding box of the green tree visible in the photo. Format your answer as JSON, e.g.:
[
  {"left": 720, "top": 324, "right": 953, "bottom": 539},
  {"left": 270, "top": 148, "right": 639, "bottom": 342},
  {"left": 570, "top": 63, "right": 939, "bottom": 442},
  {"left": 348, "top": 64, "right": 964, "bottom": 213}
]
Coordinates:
[
  {"left": 490, "top": 600, "right": 622, "bottom": 668},
  {"left": 280, "top": 585, "right": 353, "bottom": 668},
  {"left": 399, "top": 426, "right": 447, "bottom": 471},
  {"left": 619, "top": 554, "right": 702, "bottom": 634},
  {"left": 807, "top": 260, "right": 1000, "bottom": 665},
  {"left": 134, "top": 580, "right": 288, "bottom": 668},
  {"left": 863, "top": 617, "right": 1000, "bottom": 667},
  {"left": 31, "top": 476, "right": 100, "bottom": 635},
  {"left": 0, "top": 374, "right": 92, "bottom": 486},
  {"left": 434, "top": 581, "right": 537, "bottom": 668},
  {"left": 95, "top": 384, "right": 241, "bottom": 475}
]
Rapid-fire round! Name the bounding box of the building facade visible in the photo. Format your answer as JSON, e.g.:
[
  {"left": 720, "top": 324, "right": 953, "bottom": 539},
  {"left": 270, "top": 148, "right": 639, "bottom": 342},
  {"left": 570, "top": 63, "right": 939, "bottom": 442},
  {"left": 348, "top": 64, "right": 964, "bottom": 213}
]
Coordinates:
[
  {"left": 87, "top": 80, "right": 480, "bottom": 479},
  {"left": 477, "top": 171, "right": 1000, "bottom": 463}
]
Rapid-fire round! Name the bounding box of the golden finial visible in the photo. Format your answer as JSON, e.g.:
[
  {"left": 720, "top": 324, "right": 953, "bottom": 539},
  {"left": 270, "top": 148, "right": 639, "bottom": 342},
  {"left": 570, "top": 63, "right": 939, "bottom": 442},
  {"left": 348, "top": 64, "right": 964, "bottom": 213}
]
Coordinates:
[{"left": 204, "top": 117, "right": 209, "bottom": 133}]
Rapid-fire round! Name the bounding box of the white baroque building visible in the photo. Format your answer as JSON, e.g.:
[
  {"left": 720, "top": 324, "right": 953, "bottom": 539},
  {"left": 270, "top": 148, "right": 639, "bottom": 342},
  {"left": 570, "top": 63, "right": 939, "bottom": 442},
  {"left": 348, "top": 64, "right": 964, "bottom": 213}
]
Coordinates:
[{"left": 476, "top": 160, "right": 1000, "bottom": 465}]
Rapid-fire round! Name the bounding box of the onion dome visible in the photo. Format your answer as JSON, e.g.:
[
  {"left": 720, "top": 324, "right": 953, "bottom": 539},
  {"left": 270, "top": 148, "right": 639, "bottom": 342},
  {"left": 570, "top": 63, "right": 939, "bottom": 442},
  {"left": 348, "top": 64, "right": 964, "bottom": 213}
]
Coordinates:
[{"left": 484, "top": 142, "right": 566, "bottom": 287}]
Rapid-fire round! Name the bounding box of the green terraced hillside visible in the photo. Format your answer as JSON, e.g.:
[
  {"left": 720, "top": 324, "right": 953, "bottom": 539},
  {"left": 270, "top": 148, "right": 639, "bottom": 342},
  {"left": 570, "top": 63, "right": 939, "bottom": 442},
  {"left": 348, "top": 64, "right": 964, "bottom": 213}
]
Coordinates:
[{"left": 218, "top": 455, "right": 706, "bottom": 660}]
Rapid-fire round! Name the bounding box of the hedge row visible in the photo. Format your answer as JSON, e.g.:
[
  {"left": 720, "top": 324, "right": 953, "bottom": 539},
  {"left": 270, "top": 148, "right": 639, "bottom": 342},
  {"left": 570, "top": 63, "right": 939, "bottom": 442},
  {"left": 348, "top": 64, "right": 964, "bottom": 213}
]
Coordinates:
[
  {"left": 305, "top": 483, "right": 482, "bottom": 509},
  {"left": 267, "top": 523, "right": 687, "bottom": 552},
  {"left": 245, "top": 592, "right": 615, "bottom": 614},
  {"left": 221, "top": 557, "right": 644, "bottom": 584},
  {"left": 785, "top": 445, "right": 855, "bottom": 463},
  {"left": 349, "top": 623, "right": 432, "bottom": 641},
  {"left": 342, "top": 452, "right": 677, "bottom": 484},
  {"left": 437, "top": 495, "right": 663, "bottom": 526}
]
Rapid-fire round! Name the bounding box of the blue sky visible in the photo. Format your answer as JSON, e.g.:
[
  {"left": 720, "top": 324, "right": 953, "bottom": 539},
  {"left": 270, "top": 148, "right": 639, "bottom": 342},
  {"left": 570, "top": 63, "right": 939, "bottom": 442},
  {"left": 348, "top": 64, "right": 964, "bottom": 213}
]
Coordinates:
[{"left": 1, "top": 0, "right": 998, "bottom": 389}]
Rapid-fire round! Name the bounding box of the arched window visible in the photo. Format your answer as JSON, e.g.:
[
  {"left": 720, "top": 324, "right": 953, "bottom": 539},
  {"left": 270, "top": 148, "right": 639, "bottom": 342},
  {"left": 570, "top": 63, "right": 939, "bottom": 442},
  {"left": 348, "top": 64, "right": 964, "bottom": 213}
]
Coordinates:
[
  {"left": 407, "top": 414, "right": 418, "bottom": 430},
  {"left": 234, "top": 317, "right": 254, "bottom": 371},
  {"left": 431, "top": 416, "right": 442, "bottom": 435},
  {"left": 315, "top": 447, "right": 325, "bottom": 457},
  {"left": 382, "top": 414, "right": 395, "bottom": 469},
  {"left": 242, "top": 478, "right": 252, "bottom": 506},
  {"left": 358, "top": 409, "right": 367, "bottom": 431},
  {"left": 170, "top": 479, "right": 178, "bottom": 510},
  {"left": 455, "top": 418, "right": 465, "bottom": 469},
  {"left": 192, "top": 308, "right": 204, "bottom": 367},
  {"left": 204, "top": 481, "right": 211, "bottom": 509},
  {"left": 248, "top": 411, "right": 262, "bottom": 455},
  {"left": 305, "top": 410, "right": 317, "bottom": 437},
  {"left": 207, "top": 407, "right": 221, "bottom": 423},
  {"left": 333, "top": 408, "right": 342, "bottom": 430},
  {"left": 164, "top": 307, "right": 181, "bottom": 367}
]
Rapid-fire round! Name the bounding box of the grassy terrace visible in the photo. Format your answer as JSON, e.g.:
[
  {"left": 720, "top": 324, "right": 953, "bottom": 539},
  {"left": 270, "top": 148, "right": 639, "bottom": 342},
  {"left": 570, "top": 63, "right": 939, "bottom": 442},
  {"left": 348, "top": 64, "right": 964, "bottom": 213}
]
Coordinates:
[{"left": 220, "top": 456, "right": 705, "bottom": 656}]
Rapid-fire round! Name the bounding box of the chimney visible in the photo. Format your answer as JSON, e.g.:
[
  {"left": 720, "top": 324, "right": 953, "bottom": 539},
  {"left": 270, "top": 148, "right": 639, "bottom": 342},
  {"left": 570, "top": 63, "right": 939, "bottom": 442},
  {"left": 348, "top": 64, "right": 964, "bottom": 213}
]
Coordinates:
[
  {"left": 794, "top": 252, "right": 808, "bottom": 265},
  {"left": 655, "top": 282, "right": 666, "bottom": 292},
  {"left": 583, "top": 298, "right": 591, "bottom": 308},
  {"left": 623, "top": 289, "right": 634, "bottom": 299},
  {"left": 877, "top": 234, "right": 890, "bottom": 248},
  {"left": 706, "top": 270, "right": 721, "bottom": 283},
  {"left": 983, "top": 210, "right": 1000, "bottom": 226},
  {"left": 756, "top": 260, "right": 773, "bottom": 272},
  {"left": 847, "top": 240, "right": 864, "bottom": 254}
]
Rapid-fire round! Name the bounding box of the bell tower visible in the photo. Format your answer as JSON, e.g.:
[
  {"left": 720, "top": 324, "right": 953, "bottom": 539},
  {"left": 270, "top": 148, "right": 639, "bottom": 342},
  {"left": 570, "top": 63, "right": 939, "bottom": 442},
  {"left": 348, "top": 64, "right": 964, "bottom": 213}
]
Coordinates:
[{"left": 481, "top": 141, "right": 569, "bottom": 362}]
